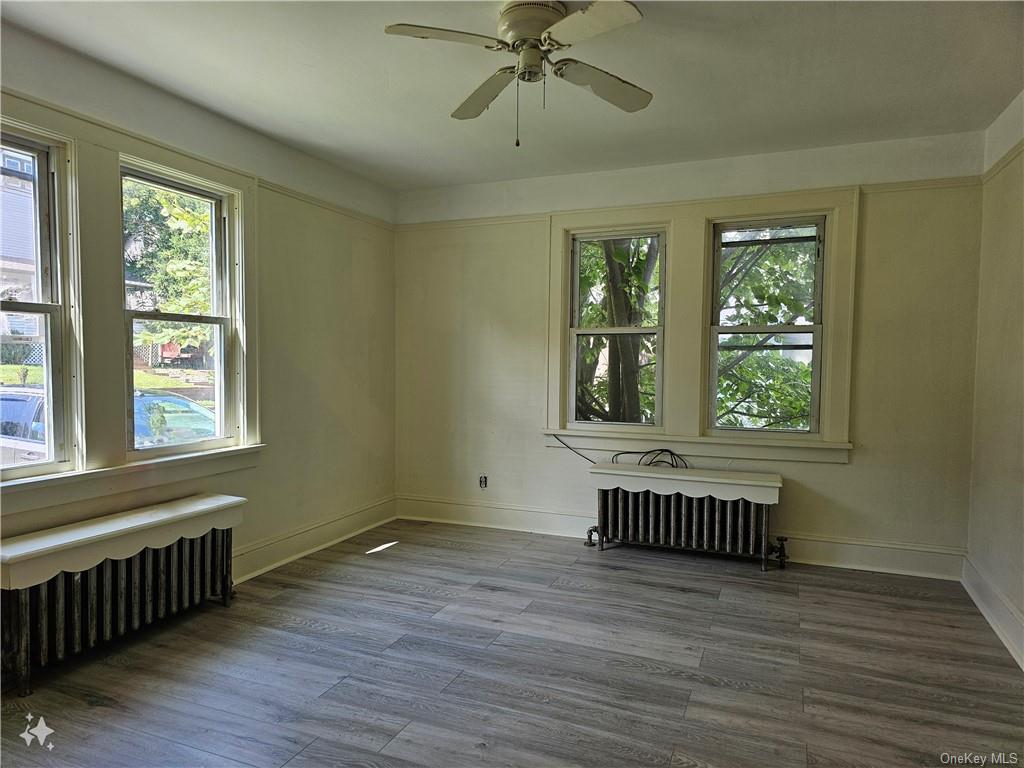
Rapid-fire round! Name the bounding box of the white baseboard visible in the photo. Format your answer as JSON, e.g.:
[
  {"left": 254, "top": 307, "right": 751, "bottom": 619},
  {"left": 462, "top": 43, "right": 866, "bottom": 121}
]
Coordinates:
[
  {"left": 394, "top": 494, "right": 964, "bottom": 579},
  {"left": 775, "top": 530, "right": 965, "bottom": 580},
  {"left": 233, "top": 496, "right": 396, "bottom": 582},
  {"left": 961, "top": 557, "right": 1024, "bottom": 669},
  {"left": 396, "top": 494, "right": 591, "bottom": 538}
]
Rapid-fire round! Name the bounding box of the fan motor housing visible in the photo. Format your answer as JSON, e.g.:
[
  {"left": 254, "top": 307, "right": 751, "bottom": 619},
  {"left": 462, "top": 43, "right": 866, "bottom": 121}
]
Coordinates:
[{"left": 497, "top": 1, "right": 567, "bottom": 46}]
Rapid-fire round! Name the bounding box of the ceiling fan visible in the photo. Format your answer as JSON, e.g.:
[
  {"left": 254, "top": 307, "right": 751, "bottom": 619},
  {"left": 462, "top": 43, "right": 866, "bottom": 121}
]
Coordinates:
[{"left": 385, "top": 1, "right": 652, "bottom": 125}]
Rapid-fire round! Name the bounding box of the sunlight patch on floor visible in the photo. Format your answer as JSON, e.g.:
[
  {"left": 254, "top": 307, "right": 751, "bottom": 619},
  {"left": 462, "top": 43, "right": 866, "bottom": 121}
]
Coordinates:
[{"left": 365, "top": 541, "right": 399, "bottom": 554}]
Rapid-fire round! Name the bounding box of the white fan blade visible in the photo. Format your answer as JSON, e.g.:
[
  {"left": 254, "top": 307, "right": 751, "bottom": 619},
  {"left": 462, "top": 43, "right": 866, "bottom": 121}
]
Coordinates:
[
  {"left": 542, "top": 1, "right": 642, "bottom": 49},
  {"left": 452, "top": 67, "right": 517, "bottom": 120},
  {"left": 551, "top": 58, "right": 652, "bottom": 112},
  {"left": 385, "top": 24, "right": 507, "bottom": 51}
]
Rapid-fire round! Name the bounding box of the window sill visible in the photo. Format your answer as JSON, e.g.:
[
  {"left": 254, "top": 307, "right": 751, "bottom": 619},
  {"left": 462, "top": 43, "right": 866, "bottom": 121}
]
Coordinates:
[
  {"left": 544, "top": 429, "right": 850, "bottom": 464},
  {"left": 1, "top": 444, "right": 264, "bottom": 516}
]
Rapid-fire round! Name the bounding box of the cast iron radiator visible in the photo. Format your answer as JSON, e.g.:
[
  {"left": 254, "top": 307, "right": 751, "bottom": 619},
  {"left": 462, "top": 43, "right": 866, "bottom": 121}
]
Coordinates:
[
  {"left": 587, "top": 463, "right": 786, "bottom": 570},
  {"left": 1, "top": 529, "right": 233, "bottom": 694},
  {"left": 594, "top": 490, "right": 787, "bottom": 569}
]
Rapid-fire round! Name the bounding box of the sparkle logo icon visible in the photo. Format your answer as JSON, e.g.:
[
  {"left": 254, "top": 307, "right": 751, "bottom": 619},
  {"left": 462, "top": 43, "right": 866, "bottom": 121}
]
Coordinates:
[{"left": 19, "top": 713, "right": 55, "bottom": 751}]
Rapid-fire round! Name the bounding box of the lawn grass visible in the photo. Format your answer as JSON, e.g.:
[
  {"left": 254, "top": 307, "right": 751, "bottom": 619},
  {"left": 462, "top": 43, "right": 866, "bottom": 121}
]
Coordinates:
[
  {"left": 0, "top": 364, "right": 45, "bottom": 386},
  {"left": 133, "top": 369, "right": 190, "bottom": 389},
  {"left": 1, "top": 364, "right": 198, "bottom": 389}
]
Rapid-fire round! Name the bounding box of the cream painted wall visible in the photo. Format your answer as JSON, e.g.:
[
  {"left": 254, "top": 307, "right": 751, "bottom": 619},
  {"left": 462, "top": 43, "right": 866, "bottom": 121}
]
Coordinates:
[
  {"left": 967, "top": 146, "right": 1023, "bottom": 650},
  {"left": 0, "top": 97, "right": 396, "bottom": 580},
  {"left": 395, "top": 181, "right": 983, "bottom": 578},
  {"left": 236, "top": 185, "right": 396, "bottom": 575}
]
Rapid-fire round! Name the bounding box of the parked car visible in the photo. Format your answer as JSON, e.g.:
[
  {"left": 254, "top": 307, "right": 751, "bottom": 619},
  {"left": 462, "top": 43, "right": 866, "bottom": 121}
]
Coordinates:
[
  {"left": 0, "top": 387, "right": 48, "bottom": 466},
  {"left": 0, "top": 387, "right": 217, "bottom": 463},
  {"left": 133, "top": 389, "right": 217, "bottom": 447}
]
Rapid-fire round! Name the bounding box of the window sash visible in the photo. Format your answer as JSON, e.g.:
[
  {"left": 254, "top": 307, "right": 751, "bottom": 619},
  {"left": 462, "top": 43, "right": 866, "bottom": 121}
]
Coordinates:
[
  {"left": 1, "top": 135, "right": 56, "bottom": 305},
  {"left": 710, "top": 326, "right": 821, "bottom": 433},
  {"left": 0, "top": 300, "right": 68, "bottom": 471},
  {"left": 713, "top": 217, "right": 824, "bottom": 328},
  {"left": 569, "top": 231, "right": 665, "bottom": 426},
  {"left": 709, "top": 217, "right": 824, "bottom": 434},
  {"left": 0, "top": 135, "right": 69, "bottom": 478},
  {"left": 124, "top": 311, "right": 232, "bottom": 454},
  {"left": 121, "top": 169, "right": 237, "bottom": 456},
  {"left": 568, "top": 328, "right": 663, "bottom": 426},
  {"left": 120, "top": 169, "right": 228, "bottom": 318},
  {"left": 571, "top": 233, "right": 664, "bottom": 329}
]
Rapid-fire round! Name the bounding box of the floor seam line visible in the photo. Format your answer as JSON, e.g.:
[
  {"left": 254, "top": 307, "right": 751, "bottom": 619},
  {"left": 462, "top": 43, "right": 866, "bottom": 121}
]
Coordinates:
[
  {"left": 280, "top": 736, "right": 318, "bottom": 768},
  {"left": 318, "top": 673, "right": 350, "bottom": 699},
  {"left": 438, "top": 668, "right": 467, "bottom": 694},
  {"left": 376, "top": 719, "right": 416, "bottom": 755}
]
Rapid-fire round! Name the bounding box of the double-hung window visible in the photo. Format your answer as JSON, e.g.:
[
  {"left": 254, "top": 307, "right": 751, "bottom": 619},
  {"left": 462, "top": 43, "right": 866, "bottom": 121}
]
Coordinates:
[
  {"left": 0, "top": 136, "right": 67, "bottom": 473},
  {"left": 570, "top": 232, "right": 663, "bottom": 425},
  {"left": 122, "top": 171, "right": 236, "bottom": 453},
  {"left": 710, "top": 218, "right": 824, "bottom": 432}
]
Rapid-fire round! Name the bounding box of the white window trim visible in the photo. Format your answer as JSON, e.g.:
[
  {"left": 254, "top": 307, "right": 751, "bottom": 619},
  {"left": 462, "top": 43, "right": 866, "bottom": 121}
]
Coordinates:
[
  {"left": 119, "top": 161, "right": 245, "bottom": 460},
  {"left": 0, "top": 126, "right": 83, "bottom": 481},
  {"left": 707, "top": 215, "right": 825, "bottom": 435},
  {"left": 545, "top": 188, "right": 859, "bottom": 462},
  {"left": 0, "top": 443, "right": 263, "bottom": 516},
  {"left": 568, "top": 229, "right": 666, "bottom": 428},
  {"left": 0, "top": 95, "right": 261, "bottom": 512}
]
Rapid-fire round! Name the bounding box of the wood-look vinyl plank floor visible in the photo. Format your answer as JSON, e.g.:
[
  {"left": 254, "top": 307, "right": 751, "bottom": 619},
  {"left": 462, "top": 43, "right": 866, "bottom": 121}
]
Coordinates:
[{"left": 2, "top": 520, "right": 1020, "bottom": 768}]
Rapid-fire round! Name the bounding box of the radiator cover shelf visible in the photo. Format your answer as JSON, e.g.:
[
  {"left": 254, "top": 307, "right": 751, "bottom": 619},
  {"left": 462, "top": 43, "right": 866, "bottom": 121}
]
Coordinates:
[
  {"left": 587, "top": 463, "right": 786, "bottom": 569},
  {"left": 1, "top": 529, "right": 233, "bottom": 696}
]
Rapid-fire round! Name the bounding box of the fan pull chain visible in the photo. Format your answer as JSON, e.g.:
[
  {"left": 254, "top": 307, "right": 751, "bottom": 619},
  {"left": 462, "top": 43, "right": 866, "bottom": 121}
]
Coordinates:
[
  {"left": 515, "top": 75, "right": 521, "bottom": 148},
  {"left": 542, "top": 60, "right": 546, "bottom": 110}
]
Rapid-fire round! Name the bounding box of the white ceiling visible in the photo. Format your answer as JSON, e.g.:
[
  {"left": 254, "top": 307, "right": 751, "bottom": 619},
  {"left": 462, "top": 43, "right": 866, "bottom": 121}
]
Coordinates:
[{"left": 3, "top": 2, "right": 1021, "bottom": 191}]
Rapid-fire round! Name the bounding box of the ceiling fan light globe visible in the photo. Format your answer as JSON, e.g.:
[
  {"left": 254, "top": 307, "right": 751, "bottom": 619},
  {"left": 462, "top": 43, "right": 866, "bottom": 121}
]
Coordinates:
[{"left": 516, "top": 46, "right": 545, "bottom": 83}]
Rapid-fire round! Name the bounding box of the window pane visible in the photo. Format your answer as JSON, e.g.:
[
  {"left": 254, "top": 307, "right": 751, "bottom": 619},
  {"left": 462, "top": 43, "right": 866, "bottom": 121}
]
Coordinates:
[
  {"left": 717, "top": 332, "right": 815, "bottom": 350},
  {"left": 576, "top": 333, "right": 657, "bottom": 424},
  {"left": 717, "top": 225, "right": 817, "bottom": 327},
  {"left": 721, "top": 224, "right": 817, "bottom": 243},
  {"left": 715, "top": 332, "right": 813, "bottom": 431},
  {"left": 1, "top": 311, "right": 53, "bottom": 467},
  {"left": 1, "top": 144, "right": 42, "bottom": 303},
  {"left": 123, "top": 177, "right": 216, "bottom": 315},
  {"left": 132, "top": 319, "right": 222, "bottom": 449},
  {"left": 577, "top": 235, "right": 660, "bottom": 328}
]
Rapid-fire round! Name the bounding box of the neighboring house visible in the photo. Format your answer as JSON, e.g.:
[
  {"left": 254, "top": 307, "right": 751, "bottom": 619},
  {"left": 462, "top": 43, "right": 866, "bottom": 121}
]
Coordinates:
[
  {"left": 0, "top": 146, "right": 39, "bottom": 303},
  {"left": 1, "top": 146, "right": 46, "bottom": 366}
]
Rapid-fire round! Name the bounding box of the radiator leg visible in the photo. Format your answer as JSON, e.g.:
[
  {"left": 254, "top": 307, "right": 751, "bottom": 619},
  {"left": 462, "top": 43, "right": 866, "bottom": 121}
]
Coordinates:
[
  {"left": 54, "top": 576, "right": 65, "bottom": 661},
  {"left": 593, "top": 489, "right": 607, "bottom": 549},
  {"left": 191, "top": 539, "right": 201, "bottom": 607},
  {"left": 37, "top": 582, "right": 48, "bottom": 668},
  {"left": 16, "top": 589, "right": 31, "bottom": 696},
  {"left": 221, "top": 529, "right": 233, "bottom": 607},
  {"left": 70, "top": 572, "right": 82, "bottom": 654},
  {"left": 202, "top": 533, "right": 213, "bottom": 601},
  {"left": 776, "top": 536, "right": 789, "bottom": 569},
  {"left": 86, "top": 567, "right": 98, "bottom": 649},
  {"left": 211, "top": 530, "right": 221, "bottom": 598},
  {"left": 169, "top": 541, "right": 179, "bottom": 615},
  {"left": 760, "top": 504, "right": 770, "bottom": 572}
]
